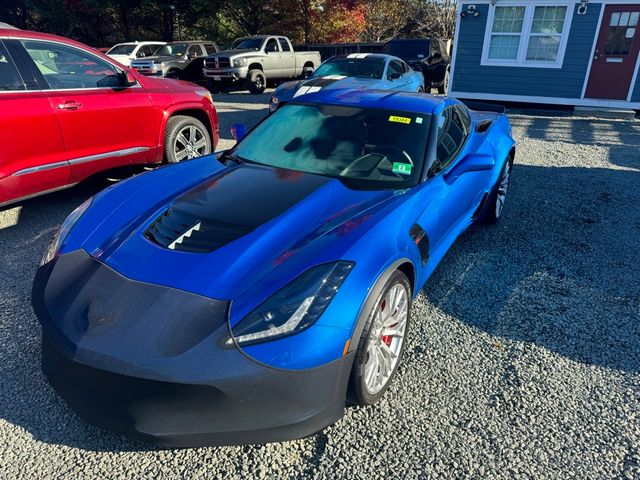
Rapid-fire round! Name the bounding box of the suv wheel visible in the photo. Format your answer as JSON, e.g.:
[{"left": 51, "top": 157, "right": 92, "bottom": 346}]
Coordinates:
[
  {"left": 164, "top": 116, "right": 212, "bottom": 163},
  {"left": 437, "top": 69, "right": 450, "bottom": 95},
  {"left": 247, "top": 69, "right": 266, "bottom": 94}
]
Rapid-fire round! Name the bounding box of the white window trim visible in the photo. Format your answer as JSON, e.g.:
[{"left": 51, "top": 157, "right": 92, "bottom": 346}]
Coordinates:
[{"left": 481, "top": 2, "right": 575, "bottom": 69}]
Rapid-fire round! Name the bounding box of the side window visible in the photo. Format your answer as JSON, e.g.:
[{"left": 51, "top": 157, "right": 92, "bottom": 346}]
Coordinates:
[
  {"left": 204, "top": 43, "right": 218, "bottom": 55},
  {"left": 278, "top": 38, "right": 291, "bottom": 52},
  {"left": 0, "top": 42, "right": 25, "bottom": 91},
  {"left": 387, "top": 60, "right": 404, "bottom": 79},
  {"left": 21, "top": 40, "right": 119, "bottom": 89},
  {"left": 150, "top": 44, "right": 163, "bottom": 55},
  {"left": 265, "top": 39, "right": 279, "bottom": 53},
  {"left": 187, "top": 44, "right": 202, "bottom": 58},
  {"left": 433, "top": 106, "right": 469, "bottom": 173}
]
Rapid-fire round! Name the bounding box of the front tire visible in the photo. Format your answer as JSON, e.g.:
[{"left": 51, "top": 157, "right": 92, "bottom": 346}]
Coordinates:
[
  {"left": 483, "top": 157, "right": 513, "bottom": 224},
  {"left": 348, "top": 270, "right": 411, "bottom": 406},
  {"left": 206, "top": 78, "right": 221, "bottom": 93},
  {"left": 165, "top": 69, "right": 181, "bottom": 80},
  {"left": 437, "top": 69, "right": 450, "bottom": 95},
  {"left": 164, "top": 116, "right": 212, "bottom": 163},
  {"left": 247, "top": 69, "right": 266, "bottom": 94}
]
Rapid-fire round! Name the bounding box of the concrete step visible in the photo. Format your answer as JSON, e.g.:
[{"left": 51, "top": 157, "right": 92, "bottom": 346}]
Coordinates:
[{"left": 573, "top": 106, "right": 637, "bottom": 120}]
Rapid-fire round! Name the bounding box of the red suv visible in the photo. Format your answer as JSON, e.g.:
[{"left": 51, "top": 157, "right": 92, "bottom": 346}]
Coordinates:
[{"left": 0, "top": 27, "right": 219, "bottom": 207}]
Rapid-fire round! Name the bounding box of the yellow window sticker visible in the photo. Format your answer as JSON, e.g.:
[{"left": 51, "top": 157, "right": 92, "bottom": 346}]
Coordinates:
[{"left": 388, "top": 115, "right": 411, "bottom": 124}]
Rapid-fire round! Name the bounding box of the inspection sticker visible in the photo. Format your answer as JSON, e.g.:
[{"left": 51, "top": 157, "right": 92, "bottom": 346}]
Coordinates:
[
  {"left": 392, "top": 162, "right": 412, "bottom": 175},
  {"left": 389, "top": 115, "right": 411, "bottom": 124}
]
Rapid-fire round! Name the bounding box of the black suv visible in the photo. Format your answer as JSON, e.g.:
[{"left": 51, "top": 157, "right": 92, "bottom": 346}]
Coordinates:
[{"left": 382, "top": 38, "right": 450, "bottom": 94}]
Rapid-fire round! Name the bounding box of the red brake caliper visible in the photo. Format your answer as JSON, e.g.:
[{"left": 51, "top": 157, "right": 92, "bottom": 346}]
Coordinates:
[{"left": 379, "top": 298, "right": 393, "bottom": 346}]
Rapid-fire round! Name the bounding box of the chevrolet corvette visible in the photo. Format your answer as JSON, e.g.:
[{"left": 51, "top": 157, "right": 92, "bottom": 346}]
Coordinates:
[
  {"left": 269, "top": 54, "right": 425, "bottom": 113},
  {"left": 33, "top": 89, "right": 515, "bottom": 447}
]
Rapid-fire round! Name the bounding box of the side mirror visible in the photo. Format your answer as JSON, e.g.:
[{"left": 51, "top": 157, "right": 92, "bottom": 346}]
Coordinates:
[
  {"left": 230, "top": 123, "right": 248, "bottom": 141},
  {"left": 443, "top": 153, "right": 494, "bottom": 184},
  {"left": 188, "top": 51, "right": 198, "bottom": 59},
  {"left": 115, "top": 70, "right": 137, "bottom": 88},
  {"left": 388, "top": 72, "right": 402, "bottom": 80}
]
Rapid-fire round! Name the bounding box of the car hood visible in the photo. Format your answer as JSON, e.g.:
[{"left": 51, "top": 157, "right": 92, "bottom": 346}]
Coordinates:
[
  {"left": 133, "top": 55, "right": 179, "bottom": 63},
  {"left": 275, "top": 76, "right": 386, "bottom": 103},
  {"left": 78, "top": 161, "right": 401, "bottom": 301},
  {"left": 107, "top": 54, "right": 132, "bottom": 64},
  {"left": 215, "top": 49, "right": 257, "bottom": 57}
]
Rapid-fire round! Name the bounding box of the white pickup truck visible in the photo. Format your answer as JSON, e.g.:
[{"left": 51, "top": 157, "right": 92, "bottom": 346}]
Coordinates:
[{"left": 203, "top": 35, "right": 321, "bottom": 94}]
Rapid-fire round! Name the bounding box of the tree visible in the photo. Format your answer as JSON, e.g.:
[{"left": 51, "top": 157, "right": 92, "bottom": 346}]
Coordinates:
[{"left": 360, "top": 0, "right": 411, "bottom": 42}]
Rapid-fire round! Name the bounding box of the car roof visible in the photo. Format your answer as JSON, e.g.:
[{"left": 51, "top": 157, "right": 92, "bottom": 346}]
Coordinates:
[
  {"left": 167, "top": 40, "right": 211, "bottom": 44},
  {"left": 113, "top": 41, "right": 164, "bottom": 46},
  {"left": 330, "top": 53, "right": 396, "bottom": 62},
  {"left": 292, "top": 89, "right": 447, "bottom": 115},
  {"left": 0, "top": 28, "right": 105, "bottom": 52}
]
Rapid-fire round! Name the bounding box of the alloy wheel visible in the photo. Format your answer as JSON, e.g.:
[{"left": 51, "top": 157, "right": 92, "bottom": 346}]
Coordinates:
[
  {"left": 174, "top": 125, "right": 207, "bottom": 161},
  {"left": 363, "top": 283, "right": 409, "bottom": 395},
  {"left": 495, "top": 162, "right": 512, "bottom": 218}
]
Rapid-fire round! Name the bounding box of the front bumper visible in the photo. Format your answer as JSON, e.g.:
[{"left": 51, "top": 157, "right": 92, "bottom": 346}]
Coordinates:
[
  {"left": 203, "top": 67, "right": 248, "bottom": 84},
  {"left": 32, "top": 250, "right": 352, "bottom": 447}
]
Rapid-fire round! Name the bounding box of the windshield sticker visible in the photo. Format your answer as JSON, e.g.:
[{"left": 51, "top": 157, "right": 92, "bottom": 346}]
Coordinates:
[
  {"left": 416, "top": 117, "right": 423, "bottom": 124},
  {"left": 389, "top": 115, "right": 411, "bottom": 124},
  {"left": 392, "top": 163, "right": 412, "bottom": 175}
]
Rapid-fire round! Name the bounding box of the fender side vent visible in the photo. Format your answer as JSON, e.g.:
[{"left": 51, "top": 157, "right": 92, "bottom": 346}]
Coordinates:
[
  {"left": 472, "top": 192, "right": 490, "bottom": 220},
  {"left": 476, "top": 120, "right": 493, "bottom": 133},
  {"left": 409, "top": 223, "right": 430, "bottom": 266}
]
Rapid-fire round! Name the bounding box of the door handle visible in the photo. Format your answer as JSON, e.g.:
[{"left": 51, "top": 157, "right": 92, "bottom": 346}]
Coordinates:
[{"left": 58, "top": 101, "right": 82, "bottom": 111}]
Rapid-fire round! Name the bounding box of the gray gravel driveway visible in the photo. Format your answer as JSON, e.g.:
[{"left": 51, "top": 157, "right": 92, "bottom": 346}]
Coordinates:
[{"left": 0, "top": 93, "right": 638, "bottom": 479}]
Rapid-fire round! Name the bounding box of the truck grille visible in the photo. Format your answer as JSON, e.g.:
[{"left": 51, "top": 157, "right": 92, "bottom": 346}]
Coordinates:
[
  {"left": 131, "top": 60, "right": 154, "bottom": 71},
  {"left": 205, "top": 57, "right": 230, "bottom": 69}
]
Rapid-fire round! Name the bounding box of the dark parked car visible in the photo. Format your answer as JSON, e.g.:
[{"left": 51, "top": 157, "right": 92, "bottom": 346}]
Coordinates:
[
  {"left": 131, "top": 41, "right": 218, "bottom": 83},
  {"left": 382, "top": 38, "right": 450, "bottom": 94}
]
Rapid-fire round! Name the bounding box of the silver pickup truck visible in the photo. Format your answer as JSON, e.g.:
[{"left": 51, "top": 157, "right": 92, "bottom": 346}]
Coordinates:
[{"left": 203, "top": 36, "right": 321, "bottom": 94}]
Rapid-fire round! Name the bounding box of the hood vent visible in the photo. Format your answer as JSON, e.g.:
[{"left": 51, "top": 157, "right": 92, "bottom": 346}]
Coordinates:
[{"left": 145, "top": 207, "right": 251, "bottom": 253}]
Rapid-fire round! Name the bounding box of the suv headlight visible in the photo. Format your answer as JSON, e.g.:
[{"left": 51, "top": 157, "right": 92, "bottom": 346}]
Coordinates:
[
  {"left": 40, "top": 197, "right": 92, "bottom": 266},
  {"left": 233, "top": 58, "right": 247, "bottom": 67},
  {"left": 228, "top": 262, "right": 353, "bottom": 346}
]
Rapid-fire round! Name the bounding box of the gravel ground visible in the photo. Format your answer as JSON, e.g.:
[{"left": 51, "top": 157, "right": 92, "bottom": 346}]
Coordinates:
[{"left": 0, "top": 93, "right": 639, "bottom": 479}]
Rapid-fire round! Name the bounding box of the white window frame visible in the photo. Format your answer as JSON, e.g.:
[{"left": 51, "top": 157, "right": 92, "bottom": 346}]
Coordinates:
[{"left": 481, "top": 1, "right": 574, "bottom": 69}]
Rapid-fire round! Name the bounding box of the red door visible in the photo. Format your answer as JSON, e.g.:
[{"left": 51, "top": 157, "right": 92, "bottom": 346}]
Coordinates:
[
  {"left": 19, "top": 39, "right": 157, "bottom": 184},
  {"left": 0, "top": 41, "right": 68, "bottom": 206},
  {"left": 585, "top": 6, "right": 640, "bottom": 100}
]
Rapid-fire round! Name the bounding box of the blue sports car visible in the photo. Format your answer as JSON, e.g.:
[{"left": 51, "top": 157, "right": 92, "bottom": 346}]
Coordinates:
[
  {"left": 33, "top": 90, "right": 515, "bottom": 447},
  {"left": 269, "top": 54, "right": 425, "bottom": 113}
]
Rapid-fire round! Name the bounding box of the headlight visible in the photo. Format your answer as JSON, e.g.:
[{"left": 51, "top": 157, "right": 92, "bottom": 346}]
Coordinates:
[
  {"left": 233, "top": 58, "right": 247, "bottom": 67},
  {"left": 228, "top": 261, "right": 353, "bottom": 346},
  {"left": 195, "top": 89, "right": 214, "bottom": 103},
  {"left": 40, "top": 197, "right": 92, "bottom": 266}
]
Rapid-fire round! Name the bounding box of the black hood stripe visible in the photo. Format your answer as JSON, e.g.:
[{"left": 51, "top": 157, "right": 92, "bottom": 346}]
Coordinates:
[{"left": 145, "top": 165, "right": 330, "bottom": 253}]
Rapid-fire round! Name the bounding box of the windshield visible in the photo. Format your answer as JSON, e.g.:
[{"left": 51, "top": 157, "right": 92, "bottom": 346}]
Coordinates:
[
  {"left": 382, "top": 41, "right": 430, "bottom": 59},
  {"left": 154, "top": 42, "right": 189, "bottom": 57},
  {"left": 107, "top": 44, "right": 136, "bottom": 55},
  {"left": 232, "top": 38, "right": 263, "bottom": 50},
  {"left": 313, "top": 57, "right": 385, "bottom": 79},
  {"left": 232, "top": 104, "right": 430, "bottom": 190}
]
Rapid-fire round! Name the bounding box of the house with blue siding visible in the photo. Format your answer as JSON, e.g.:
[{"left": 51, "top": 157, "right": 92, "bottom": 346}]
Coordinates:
[{"left": 449, "top": 1, "right": 640, "bottom": 109}]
